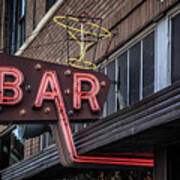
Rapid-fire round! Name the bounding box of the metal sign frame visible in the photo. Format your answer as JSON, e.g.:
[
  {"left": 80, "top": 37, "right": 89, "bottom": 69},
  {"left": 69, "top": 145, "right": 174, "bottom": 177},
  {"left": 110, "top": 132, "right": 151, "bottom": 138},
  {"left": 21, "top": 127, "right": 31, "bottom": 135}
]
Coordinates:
[{"left": 0, "top": 53, "right": 154, "bottom": 167}]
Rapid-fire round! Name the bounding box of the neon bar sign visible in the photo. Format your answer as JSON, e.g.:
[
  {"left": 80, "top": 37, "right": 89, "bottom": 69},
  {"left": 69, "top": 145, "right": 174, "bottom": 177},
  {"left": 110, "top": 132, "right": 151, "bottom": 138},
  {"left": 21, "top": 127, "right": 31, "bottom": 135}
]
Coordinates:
[{"left": 0, "top": 53, "right": 154, "bottom": 167}]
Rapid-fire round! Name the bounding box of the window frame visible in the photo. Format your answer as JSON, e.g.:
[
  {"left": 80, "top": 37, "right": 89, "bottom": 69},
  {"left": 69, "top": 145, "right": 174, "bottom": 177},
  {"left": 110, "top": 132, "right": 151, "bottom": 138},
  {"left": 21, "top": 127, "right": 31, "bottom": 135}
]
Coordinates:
[
  {"left": 7, "top": 0, "right": 26, "bottom": 54},
  {"left": 169, "top": 11, "right": 180, "bottom": 84},
  {"left": 100, "top": 27, "right": 156, "bottom": 116},
  {"left": 154, "top": 17, "right": 171, "bottom": 92},
  {"left": 40, "top": 132, "right": 54, "bottom": 150}
]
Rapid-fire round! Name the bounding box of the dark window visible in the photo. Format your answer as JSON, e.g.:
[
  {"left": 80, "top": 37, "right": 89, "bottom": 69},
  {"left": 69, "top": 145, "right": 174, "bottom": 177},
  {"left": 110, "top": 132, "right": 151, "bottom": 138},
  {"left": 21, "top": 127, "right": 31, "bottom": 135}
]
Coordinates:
[
  {"left": 0, "top": 135, "right": 10, "bottom": 169},
  {"left": 7, "top": 0, "right": 26, "bottom": 54},
  {"left": 46, "top": 0, "right": 56, "bottom": 12},
  {"left": 143, "top": 32, "right": 155, "bottom": 97},
  {"left": 107, "top": 61, "right": 116, "bottom": 115},
  {"left": 129, "top": 43, "right": 141, "bottom": 105},
  {"left": 105, "top": 32, "right": 154, "bottom": 115},
  {"left": 172, "top": 13, "right": 180, "bottom": 83},
  {"left": 117, "top": 52, "right": 128, "bottom": 109},
  {"left": 41, "top": 132, "right": 54, "bottom": 150}
]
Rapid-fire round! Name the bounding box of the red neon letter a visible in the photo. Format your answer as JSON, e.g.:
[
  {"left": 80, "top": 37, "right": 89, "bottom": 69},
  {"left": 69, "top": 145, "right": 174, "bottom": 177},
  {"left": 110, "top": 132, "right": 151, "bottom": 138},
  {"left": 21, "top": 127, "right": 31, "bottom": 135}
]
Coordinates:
[
  {"left": 0, "top": 67, "right": 24, "bottom": 105},
  {"left": 34, "top": 71, "right": 63, "bottom": 108},
  {"left": 73, "top": 73, "right": 100, "bottom": 112}
]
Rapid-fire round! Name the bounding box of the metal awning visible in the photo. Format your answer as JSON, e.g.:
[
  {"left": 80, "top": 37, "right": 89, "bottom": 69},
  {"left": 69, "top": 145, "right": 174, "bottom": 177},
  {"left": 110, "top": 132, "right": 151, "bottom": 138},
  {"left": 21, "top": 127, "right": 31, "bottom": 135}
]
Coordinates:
[
  {"left": 1, "top": 80, "right": 180, "bottom": 180},
  {"left": 75, "top": 80, "right": 180, "bottom": 155}
]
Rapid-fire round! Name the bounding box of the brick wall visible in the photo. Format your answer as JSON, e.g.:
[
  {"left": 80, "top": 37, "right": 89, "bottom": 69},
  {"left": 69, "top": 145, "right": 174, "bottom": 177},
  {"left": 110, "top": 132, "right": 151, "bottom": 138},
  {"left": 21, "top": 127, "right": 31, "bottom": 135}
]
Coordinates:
[
  {"left": 24, "top": 137, "right": 40, "bottom": 159},
  {"left": 22, "top": 0, "right": 177, "bottom": 64},
  {"left": 35, "top": 0, "right": 46, "bottom": 26},
  {"left": 25, "top": 0, "right": 34, "bottom": 38},
  {"left": 26, "top": 0, "right": 47, "bottom": 38}
]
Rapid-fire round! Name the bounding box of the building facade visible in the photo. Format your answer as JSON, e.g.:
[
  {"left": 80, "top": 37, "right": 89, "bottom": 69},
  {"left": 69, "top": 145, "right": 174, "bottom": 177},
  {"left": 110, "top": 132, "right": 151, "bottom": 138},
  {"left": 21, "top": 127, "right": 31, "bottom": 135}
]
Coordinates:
[{"left": 0, "top": 0, "right": 180, "bottom": 179}]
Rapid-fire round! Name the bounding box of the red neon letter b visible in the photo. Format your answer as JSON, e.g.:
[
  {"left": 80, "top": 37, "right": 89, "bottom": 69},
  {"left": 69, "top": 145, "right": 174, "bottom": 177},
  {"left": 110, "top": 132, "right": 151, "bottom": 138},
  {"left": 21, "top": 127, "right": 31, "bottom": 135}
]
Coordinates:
[{"left": 0, "top": 67, "right": 24, "bottom": 105}]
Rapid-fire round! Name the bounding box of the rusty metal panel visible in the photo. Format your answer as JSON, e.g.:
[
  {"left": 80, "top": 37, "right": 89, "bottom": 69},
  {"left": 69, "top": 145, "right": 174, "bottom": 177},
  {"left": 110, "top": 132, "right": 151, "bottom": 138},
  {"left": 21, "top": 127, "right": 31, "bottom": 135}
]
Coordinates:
[{"left": 0, "top": 53, "right": 109, "bottom": 123}]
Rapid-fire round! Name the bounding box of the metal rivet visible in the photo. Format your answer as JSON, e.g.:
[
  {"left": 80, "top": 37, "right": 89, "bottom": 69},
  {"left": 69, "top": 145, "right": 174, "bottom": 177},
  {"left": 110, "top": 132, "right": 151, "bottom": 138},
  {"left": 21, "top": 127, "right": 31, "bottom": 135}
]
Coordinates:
[
  {"left": 101, "top": 81, "right": 106, "bottom": 87},
  {"left": 64, "top": 69, "right": 71, "bottom": 76},
  {"left": 19, "top": 109, "right": 26, "bottom": 116},
  {"left": 25, "top": 85, "right": 32, "bottom": 92},
  {"left": 44, "top": 107, "right": 51, "bottom": 114},
  {"left": 34, "top": 64, "right": 42, "bottom": 71},
  {"left": 64, "top": 89, "right": 71, "bottom": 95},
  {"left": 68, "top": 110, "right": 74, "bottom": 116}
]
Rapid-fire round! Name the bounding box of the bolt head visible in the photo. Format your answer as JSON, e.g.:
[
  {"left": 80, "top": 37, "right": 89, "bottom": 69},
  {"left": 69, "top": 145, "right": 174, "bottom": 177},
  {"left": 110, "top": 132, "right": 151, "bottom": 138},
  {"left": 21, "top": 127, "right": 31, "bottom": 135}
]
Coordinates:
[
  {"left": 34, "top": 64, "right": 42, "bottom": 71},
  {"left": 68, "top": 110, "right": 74, "bottom": 116},
  {"left": 44, "top": 107, "right": 51, "bottom": 114},
  {"left": 101, "top": 81, "right": 106, "bottom": 87},
  {"left": 64, "top": 69, "right": 71, "bottom": 76},
  {"left": 64, "top": 89, "right": 71, "bottom": 95},
  {"left": 19, "top": 109, "right": 26, "bottom": 116},
  {"left": 25, "top": 85, "right": 32, "bottom": 92}
]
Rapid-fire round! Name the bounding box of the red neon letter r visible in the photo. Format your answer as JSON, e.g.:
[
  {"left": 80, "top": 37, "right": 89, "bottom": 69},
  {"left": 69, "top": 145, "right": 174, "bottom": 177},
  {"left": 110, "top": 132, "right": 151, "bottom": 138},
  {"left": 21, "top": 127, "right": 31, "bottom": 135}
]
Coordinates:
[{"left": 73, "top": 73, "right": 100, "bottom": 112}]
